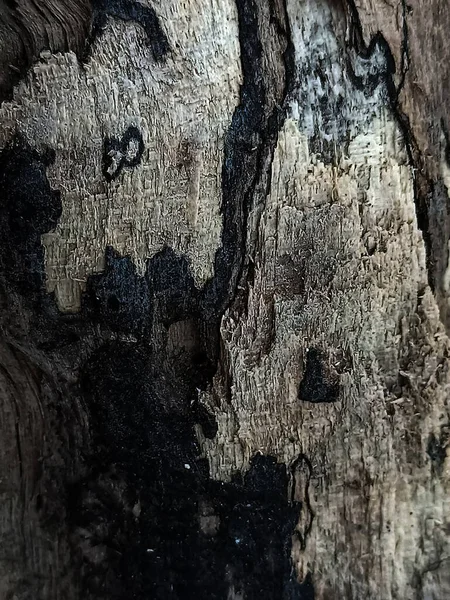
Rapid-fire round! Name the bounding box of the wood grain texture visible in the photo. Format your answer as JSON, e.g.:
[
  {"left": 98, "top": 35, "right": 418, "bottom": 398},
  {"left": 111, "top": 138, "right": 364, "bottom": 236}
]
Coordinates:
[
  {"left": 348, "top": 0, "right": 450, "bottom": 332},
  {"left": 0, "top": 0, "right": 449, "bottom": 598},
  {"left": 202, "top": 0, "right": 450, "bottom": 597},
  {"left": 0, "top": 340, "right": 89, "bottom": 600},
  {"left": 0, "top": 0, "right": 91, "bottom": 101}
]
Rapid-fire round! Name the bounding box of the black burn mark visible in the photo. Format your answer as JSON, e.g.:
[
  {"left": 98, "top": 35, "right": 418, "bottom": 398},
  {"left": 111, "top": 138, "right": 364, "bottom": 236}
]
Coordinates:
[
  {"left": 344, "top": 0, "right": 397, "bottom": 101},
  {"left": 427, "top": 431, "right": 448, "bottom": 477},
  {"left": 191, "top": 398, "right": 219, "bottom": 439},
  {"left": 146, "top": 247, "right": 199, "bottom": 326},
  {"left": 299, "top": 349, "right": 339, "bottom": 403},
  {"left": 77, "top": 340, "right": 307, "bottom": 599},
  {"left": 84, "top": 245, "right": 199, "bottom": 336},
  {"left": 290, "top": 455, "right": 314, "bottom": 551},
  {"left": 87, "top": 0, "right": 169, "bottom": 62},
  {"left": 102, "top": 125, "right": 145, "bottom": 182},
  {"left": 295, "top": 572, "right": 316, "bottom": 600},
  {"left": 0, "top": 136, "right": 61, "bottom": 300},
  {"left": 443, "top": 119, "right": 450, "bottom": 167},
  {"left": 345, "top": 31, "right": 396, "bottom": 99},
  {"left": 82, "top": 342, "right": 201, "bottom": 472},
  {"left": 86, "top": 247, "right": 150, "bottom": 333},
  {"left": 397, "top": 0, "right": 411, "bottom": 100}
]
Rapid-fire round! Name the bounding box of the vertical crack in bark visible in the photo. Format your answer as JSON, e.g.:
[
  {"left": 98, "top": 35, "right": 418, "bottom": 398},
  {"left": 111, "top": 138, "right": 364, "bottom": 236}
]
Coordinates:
[
  {"left": 202, "top": 0, "right": 295, "bottom": 355},
  {"left": 200, "top": 0, "right": 265, "bottom": 324},
  {"left": 290, "top": 455, "right": 314, "bottom": 552},
  {"left": 396, "top": 0, "right": 410, "bottom": 101},
  {"left": 213, "top": 0, "right": 296, "bottom": 315}
]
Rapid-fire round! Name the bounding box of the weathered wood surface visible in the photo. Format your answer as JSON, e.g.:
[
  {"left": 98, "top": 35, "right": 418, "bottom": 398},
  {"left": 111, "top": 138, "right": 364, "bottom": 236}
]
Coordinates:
[{"left": 0, "top": 0, "right": 449, "bottom": 599}]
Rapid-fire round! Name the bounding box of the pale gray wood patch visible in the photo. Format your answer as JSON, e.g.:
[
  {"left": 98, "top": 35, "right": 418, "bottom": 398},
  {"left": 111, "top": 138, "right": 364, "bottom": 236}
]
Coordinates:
[{"left": 0, "top": 0, "right": 242, "bottom": 311}]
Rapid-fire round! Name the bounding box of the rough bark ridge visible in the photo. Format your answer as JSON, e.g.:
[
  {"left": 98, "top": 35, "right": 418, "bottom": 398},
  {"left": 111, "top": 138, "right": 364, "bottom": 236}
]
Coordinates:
[
  {"left": 0, "top": 0, "right": 449, "bottom": 599},
  {"left": 347, "top": 0, "right": 450, "bottom": 338}
]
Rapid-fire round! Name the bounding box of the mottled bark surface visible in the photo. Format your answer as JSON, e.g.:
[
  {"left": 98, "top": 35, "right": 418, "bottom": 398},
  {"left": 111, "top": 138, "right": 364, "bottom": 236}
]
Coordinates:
[{"left": 0, "top": 1, "right": 449, "bottom": 599}]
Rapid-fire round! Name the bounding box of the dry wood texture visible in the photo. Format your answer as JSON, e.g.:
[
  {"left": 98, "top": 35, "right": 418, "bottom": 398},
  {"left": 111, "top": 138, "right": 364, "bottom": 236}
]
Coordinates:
[{"left": 0, "top": 0, "right": 449, "bottom": 599}]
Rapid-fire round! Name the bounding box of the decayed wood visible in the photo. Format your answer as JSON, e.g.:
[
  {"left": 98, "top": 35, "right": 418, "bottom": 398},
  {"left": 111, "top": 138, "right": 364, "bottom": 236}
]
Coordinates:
[
  {"left": 0, "top": 0, "right": 242, "bottom": 312},
  {"left": 348, "top": 0, "right": 450, "bottom": 331},
  {"left": 203, "top": 3, "right": 450, "bottom": 598},
  {"left": 0, "top": 0, "right": 449, "bottom": 599}
]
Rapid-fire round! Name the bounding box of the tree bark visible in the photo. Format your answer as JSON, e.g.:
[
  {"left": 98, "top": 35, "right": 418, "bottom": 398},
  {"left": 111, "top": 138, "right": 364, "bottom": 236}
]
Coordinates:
[{"left": 0, "top": 1, "right": 449, "bottom": 599}]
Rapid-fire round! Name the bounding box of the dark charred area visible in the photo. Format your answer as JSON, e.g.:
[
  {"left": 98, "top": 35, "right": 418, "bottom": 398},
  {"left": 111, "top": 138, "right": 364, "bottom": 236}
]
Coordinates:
[
  {"left": 74, "top": 312, "right": 306, "bottom": 599},
  {"left": 73, "top": 1, "right": 302, "bottom": 595},
  {"left": 0, "top": 0, "right": 308, "bottom": 598},
  {"left": 286, "top": 0, "right": 398, "bottom": 166},
  {"left": 88, "top": 0, "right": 170, "bottom": 62},
  {"left": 298, "top": 349, "right": 340, "bottom": 404},
  {"left": 0, "top": 137, "right": 93, "bottom": 364},
  {"left": 81, "top": 341, "right": 201, "bottom": 474},
  {"left": 344, "top": 1, "right": 397, "bottom": 101},
  {"left": 200, "top": 0, "right": 266, "bottom": 326},
  {"left": 86, "top": 247, "right": 150, "bottom": 335},
  {"left": 427, "top": 428, "right": 449, "bottom": 478},
  {"left": 345, "top": 32, "right": 396, "bottom": 100},
  {"left": 146, "top": 247, "right": 199, "bottom": 327},
  {"left": 69, "top": 401, "right": 307, "bottom": 600},
  {"left": 102, "top": 125, "right": 145, "bottom": 182},
  {"left": 0, "top": 136, "right": 62, "bottom": 302},
  {"left": 85, "top": 245, "right": 201, "bottom": 338}
]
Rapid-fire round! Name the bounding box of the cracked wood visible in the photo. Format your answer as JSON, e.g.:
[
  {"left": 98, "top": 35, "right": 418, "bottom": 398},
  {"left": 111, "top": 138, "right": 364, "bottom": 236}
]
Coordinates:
[{"left": 0, "top": 0, "right": 449, "bottom": 599}]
